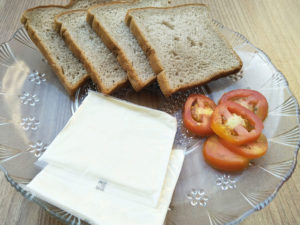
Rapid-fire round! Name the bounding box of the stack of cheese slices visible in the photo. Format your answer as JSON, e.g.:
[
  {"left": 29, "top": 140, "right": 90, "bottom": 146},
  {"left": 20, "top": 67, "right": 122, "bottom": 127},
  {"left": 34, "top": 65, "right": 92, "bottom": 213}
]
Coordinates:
[
  {"left": 21, "top": 0, "right": 242, "bottom": 97},
  {"left": 26, "top": 91, "right": 185, "bottom": 225}
]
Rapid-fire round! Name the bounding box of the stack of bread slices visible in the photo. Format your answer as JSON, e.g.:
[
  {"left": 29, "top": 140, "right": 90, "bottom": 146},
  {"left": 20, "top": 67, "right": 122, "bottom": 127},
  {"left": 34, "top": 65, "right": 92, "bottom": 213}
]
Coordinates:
[{"left": 22, "top": 0, "right": 242, "bottom": 97}]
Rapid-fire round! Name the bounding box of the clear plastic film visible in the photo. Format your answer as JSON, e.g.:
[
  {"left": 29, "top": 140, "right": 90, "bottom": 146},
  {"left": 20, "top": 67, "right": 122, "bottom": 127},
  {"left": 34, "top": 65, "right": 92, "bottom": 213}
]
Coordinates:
[
  {"left": 36, "top": 91, "right": 178, "bottom": 207},
  {"left": 27, "top": 150, "right": 185, "bottom": 225}
]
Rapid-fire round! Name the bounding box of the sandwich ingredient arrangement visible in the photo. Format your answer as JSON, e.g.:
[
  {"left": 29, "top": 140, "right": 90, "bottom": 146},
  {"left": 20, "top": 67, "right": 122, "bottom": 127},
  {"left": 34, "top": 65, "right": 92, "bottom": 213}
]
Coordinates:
[{"left": 20, "top": 0, "right": 271, "bottom": 224}]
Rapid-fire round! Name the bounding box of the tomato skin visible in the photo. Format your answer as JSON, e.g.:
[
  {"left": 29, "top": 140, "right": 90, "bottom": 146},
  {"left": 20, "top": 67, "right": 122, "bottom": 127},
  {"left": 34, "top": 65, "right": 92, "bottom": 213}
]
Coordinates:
[
  {"left": 211, "top": 101, "right": 264, "bottom": 145},
  {"left": 203, "top": 136, "right": 249, "bottom": 172},
  {"left": 183, "top": 94, "right": 216, "bottom": 136},
  {"left": 219, "top": 89, "right": 268, "bottom": 121},
  {"left": 220, "top": 134, "right": 268, "bottom": 159}
]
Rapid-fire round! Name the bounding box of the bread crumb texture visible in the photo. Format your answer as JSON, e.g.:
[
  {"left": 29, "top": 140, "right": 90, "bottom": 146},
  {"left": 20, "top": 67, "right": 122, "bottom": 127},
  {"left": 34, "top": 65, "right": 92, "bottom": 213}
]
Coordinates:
[{"left": 128, "top": 5, "right": 242, "bottom": 95}]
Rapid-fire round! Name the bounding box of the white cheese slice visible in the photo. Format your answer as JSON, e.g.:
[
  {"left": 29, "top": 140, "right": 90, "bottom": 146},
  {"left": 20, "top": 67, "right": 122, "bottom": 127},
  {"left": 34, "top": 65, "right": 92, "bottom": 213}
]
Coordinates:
[
  {"left": 27, "top": 150, "right": 184, "bottom": 225},
  {"left": 38, "top": 91, "right": 177, "bottom": 207}
]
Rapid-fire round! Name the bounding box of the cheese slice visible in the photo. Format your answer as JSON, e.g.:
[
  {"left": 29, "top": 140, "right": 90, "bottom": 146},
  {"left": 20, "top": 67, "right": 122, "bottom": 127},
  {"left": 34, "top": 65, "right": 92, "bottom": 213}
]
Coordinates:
[
  {"left": 39, "top": 91, "right": 177, "bottom": 207},
  {"left": 27, "top": 150, "right": 184, "bottom": 225}
]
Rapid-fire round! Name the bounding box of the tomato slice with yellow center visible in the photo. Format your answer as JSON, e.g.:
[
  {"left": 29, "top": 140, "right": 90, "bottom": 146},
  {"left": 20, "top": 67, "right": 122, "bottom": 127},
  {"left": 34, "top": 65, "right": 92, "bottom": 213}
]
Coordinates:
[
  {"left": 203, "top": 135, "right": 249, "bottom": 172},
  {"left": 219, "top": 89, "right": 268, "bottom": 121},
  {"left": 219, "top": 134, "right": 268, "bottom": 159},
  {"left": 183, "top": 94, "right": 216, "bottom": 136},
  {"left": 211, "top": 101, "right": 263, "bottom": 145}
]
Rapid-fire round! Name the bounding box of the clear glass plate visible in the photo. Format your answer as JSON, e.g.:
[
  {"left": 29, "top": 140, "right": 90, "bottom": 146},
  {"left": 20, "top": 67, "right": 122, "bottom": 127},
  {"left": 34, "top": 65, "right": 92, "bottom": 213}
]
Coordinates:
[{"left": 0, "top": 21, "right": 299, "bottom": 225}]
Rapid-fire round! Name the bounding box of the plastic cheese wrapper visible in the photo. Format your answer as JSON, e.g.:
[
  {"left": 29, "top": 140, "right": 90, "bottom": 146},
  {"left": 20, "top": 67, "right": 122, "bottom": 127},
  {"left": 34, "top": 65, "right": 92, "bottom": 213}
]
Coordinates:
[
  {"left": 26, "top": 150, "right": 184, "bottom": 225},
  {"left": 34, "top": 91, "right": 178, "bottom": 207}
]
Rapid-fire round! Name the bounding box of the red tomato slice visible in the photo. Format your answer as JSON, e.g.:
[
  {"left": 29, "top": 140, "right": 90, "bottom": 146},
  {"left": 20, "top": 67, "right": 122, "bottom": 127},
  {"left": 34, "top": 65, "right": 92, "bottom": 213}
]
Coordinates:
[
  {"left": 219, "top": 89, "right": 268, "bottom": 121},
  {"left": 220, "top": 134, "right": 268, "bottom": 159},
  {"left": 203, "top": 135, "right": 249, "bottom": 172},
  {"left": 211, "top": 101, "right": 264, "bottom": 145},
  {"left": 183, "top": 94, "right": 216, "bottom": 136}
]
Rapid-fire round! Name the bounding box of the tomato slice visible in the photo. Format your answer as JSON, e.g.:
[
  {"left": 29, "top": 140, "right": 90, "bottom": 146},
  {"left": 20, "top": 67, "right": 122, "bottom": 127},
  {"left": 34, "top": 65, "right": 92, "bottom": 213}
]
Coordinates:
[
  {"left": 203, "top": 135, "right": 249, "bottom": 172},
  {"left": 220, "top": 134, "right": 268, "bottom": 159},
  {"left": 211, "top": 101, "right": 263, "bottom": 145},
  {"left": 219, "top": 89, "right": 268, "bottom": 121},
  {"left": 183, "top": 94, "right": 216, "bottom": 136}
]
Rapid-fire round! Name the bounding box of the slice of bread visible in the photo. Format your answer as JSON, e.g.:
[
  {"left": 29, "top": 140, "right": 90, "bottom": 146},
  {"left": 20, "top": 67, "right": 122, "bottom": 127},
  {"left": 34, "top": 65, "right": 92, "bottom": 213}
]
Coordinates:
[
  {"left": 55, "top": 10, "right": 127, "bottom": 94},
  {"left": 87, "top": 0, "right": 169, "bottom": 92},
  {"left": 125, "top": 4, "right": 243, "bottom": 96},
  {"left": 21, "top": 0, "right": 111, "bottom": 95}
]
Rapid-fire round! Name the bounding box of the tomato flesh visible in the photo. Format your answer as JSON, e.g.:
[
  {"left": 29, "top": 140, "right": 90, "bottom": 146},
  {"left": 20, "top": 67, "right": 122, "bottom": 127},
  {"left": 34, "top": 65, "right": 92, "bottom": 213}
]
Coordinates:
[
  {"left": 220, "top": 134, "right": 268, "bottom": 159},
  {"left": 203, "top": 136, "right": 249, "bottom": 172},
  {"left": 211, "top": 101, "right": 263, "bottom": 145},
  {"left": 183, "top": 94, "right": 216, "bottom": 136},
  {"left": 219, "top": 89, "right": 268, "bottom": 121}
]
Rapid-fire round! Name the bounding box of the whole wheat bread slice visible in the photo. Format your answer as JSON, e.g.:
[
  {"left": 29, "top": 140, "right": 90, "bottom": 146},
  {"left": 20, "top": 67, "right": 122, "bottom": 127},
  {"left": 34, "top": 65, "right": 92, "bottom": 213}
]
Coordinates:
[
  {"left": 125, "top": 4, "right": 243, "bottom": 96},
  {"left": 87, "top": 0, "right": 169, "bottom": 92},
  {"left": 21, "top": 0, "right": 112, "bottom": 95},
  {"left": 55, "top": 10, "right": 127, "bottom": 94}
]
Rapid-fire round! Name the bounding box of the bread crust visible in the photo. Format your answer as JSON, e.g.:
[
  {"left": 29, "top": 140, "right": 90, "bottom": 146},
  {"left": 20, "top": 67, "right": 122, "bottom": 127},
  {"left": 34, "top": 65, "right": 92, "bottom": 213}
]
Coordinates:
[
  {"left": 54, "top": 9, "right": 128, "bottom": 94},
  {"left": 21, "top": 1, "right": 112, "bottom": 95},
  {"left": 21, "top": 2, "right": 89, "bottom": 96},
  {"left": 87, "top": 1, "right": 156, "bottom": 92},
  {"left": 125, "top": 4, "right": 243, "bottom": 97}
]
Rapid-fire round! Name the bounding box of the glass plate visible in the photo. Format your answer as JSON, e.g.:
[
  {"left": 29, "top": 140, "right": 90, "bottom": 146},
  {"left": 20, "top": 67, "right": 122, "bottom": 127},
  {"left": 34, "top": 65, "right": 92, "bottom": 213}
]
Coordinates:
[{"left": 0, "top": 21, "right": 299, "bottom": 225}]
